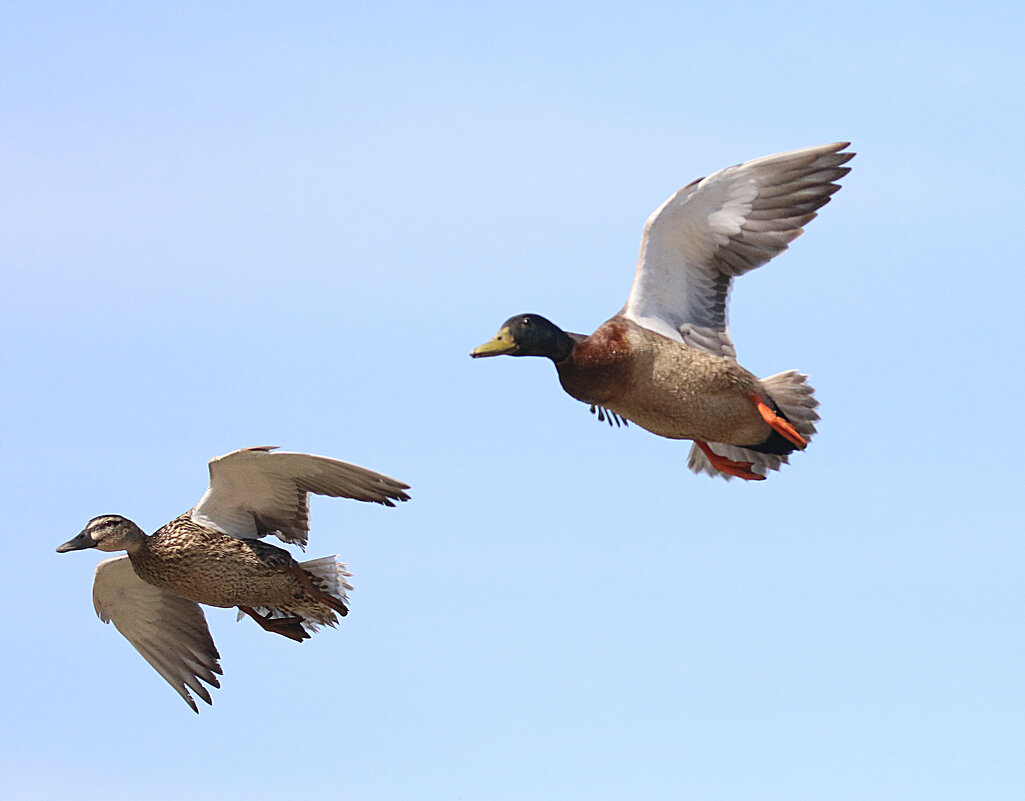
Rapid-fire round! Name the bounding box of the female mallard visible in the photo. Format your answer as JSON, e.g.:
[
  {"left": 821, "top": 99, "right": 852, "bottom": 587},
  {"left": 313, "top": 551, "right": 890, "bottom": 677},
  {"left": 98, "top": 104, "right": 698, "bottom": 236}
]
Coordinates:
[
  {"left": 57, "top": 446, "right": 409, "bottom": 711},
  {"left": 471, "top": 142, "right": 853, "bottom": 480}
]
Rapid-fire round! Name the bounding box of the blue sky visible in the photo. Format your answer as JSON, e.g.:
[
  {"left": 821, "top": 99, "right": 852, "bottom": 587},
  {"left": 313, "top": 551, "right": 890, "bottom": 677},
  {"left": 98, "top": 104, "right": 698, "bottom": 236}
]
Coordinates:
[{"left": 3, "top": 2, "right": 1025, "bottom": 799}]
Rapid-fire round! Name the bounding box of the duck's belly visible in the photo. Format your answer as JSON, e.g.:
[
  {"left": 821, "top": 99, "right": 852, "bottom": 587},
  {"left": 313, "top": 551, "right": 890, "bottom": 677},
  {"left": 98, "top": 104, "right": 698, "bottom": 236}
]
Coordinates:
[
  {"left": 611, "top": 388, "right": 768, "bottom": 445},
  {"left": 133, "top": 537, "right": 304, "bottom": 610},
  {"left": 565, "top": 344, "right": 770, "bottom": 445}
]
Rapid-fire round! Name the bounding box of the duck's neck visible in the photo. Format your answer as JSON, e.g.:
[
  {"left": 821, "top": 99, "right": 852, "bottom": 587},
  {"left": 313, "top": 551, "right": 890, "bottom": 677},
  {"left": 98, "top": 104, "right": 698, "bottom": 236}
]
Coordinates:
[
  {"left": 546, "top": 331, "right": 576, "bottom": 363},
  {"left": 123, "top": 526, "right": 148, "bottom": 555},
  {"left": 523, "top": 325, "right": 575, "bottom": 363}
]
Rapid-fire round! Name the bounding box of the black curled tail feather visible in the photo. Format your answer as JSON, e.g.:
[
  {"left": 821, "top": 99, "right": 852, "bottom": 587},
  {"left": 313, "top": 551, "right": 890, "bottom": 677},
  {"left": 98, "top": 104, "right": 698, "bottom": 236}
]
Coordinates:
[{"left": 742, "top": 426, "right": 800, "bottom": 455}]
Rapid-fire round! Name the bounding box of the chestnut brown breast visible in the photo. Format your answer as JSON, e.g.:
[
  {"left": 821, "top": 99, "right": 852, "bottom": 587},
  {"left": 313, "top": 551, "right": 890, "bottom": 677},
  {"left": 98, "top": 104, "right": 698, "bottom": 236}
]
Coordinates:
[{"left": 556, "top": 319, "right": 646, "bottom": 406}]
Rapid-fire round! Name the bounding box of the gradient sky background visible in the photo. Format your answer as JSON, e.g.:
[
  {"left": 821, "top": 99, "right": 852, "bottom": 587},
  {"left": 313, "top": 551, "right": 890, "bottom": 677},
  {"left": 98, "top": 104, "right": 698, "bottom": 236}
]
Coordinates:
[{"left": 4, "top": 2, "right": 1025, "bottom": 800}]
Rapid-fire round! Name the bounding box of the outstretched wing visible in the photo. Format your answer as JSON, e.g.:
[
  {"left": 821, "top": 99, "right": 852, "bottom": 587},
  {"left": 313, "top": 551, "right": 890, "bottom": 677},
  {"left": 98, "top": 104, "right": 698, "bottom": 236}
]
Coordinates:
[
  {"left": 92, "top": 556, "right": 222, "bottom": 713},
  {"left": 622, "top": 142, "right": 853, "bottom": 358},
  {"left": 190, "top": 446, "right": 411, "bottom": 547}
]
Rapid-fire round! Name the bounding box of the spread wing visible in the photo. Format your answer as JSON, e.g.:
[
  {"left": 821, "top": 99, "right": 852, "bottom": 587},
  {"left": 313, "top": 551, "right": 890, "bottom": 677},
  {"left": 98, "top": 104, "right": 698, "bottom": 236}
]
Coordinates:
[
  {"left": 621, "top": 142, "right": 853, "bottom": 358},
  {"left": 92, "top": 556, "right": 222, "bottom": 713},
  {"left": 190, "top": 446, "right": 411, "bottom": 547}
]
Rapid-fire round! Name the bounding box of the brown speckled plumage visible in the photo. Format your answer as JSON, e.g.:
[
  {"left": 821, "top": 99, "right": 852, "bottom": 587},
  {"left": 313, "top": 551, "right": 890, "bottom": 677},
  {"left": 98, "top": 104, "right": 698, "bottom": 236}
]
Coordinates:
[
  {"left": 57, "top": 447, "right": 409, "bottom": 711},
  {"left": 129, "top": 514, "right": 343, "bottom": 627}
]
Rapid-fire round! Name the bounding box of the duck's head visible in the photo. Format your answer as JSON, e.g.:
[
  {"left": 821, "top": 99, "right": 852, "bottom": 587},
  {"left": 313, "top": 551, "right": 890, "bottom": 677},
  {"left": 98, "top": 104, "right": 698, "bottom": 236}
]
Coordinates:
[
  {"left": 57, "top": 515, "right": 146, "bottom": 554},
  {"left": 470, "top": 314, "right": 575, "bottom": 362}
]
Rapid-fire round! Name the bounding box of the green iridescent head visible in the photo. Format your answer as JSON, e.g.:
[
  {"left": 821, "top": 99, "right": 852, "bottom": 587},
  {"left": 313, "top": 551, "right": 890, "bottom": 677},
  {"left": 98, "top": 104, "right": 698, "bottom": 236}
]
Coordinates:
[{"left": 470, "top": 314, "right": 575, "bottom": 362}]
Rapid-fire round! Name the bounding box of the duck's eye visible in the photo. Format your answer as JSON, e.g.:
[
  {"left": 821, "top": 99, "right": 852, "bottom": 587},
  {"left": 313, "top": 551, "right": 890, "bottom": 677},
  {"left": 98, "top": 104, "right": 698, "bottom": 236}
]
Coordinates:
[{"left": 522, "top": 317, "right": 531, "bottom": 325}]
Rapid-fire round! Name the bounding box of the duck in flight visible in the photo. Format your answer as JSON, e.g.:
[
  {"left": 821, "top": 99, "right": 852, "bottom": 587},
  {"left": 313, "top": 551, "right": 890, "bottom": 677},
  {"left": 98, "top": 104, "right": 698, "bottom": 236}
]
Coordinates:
[
  {"left": 471, "top": 142, "right": 853, "bottom": 480},
  {"left": 57, "top": 446, "right": 410, "bottom": 711}
]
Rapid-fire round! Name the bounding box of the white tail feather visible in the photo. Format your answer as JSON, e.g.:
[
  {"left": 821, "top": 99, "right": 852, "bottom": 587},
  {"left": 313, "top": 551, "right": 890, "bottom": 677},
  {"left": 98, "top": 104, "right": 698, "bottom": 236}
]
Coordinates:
[
  {"left": 759, "top": 370, "right": 819, "bottom": 439},
  {"left": 300, "top": 555, "right": 354, "bottom": 607}
]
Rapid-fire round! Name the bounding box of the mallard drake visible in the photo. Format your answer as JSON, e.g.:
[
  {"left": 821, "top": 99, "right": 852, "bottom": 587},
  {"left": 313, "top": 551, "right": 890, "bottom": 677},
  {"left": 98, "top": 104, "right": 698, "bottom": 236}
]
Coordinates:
[
  {"left": 471, "top": 142, "right": 853, "bottom": 480},
  {"left": 57, "top": 446, "right": 409, "bottom": 711}
]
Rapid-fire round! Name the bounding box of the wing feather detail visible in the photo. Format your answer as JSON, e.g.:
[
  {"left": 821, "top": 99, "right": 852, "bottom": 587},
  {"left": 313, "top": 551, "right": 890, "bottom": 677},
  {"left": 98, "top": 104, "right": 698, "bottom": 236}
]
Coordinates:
[
  {"left": 622, "top": 142, "right": 853, "bottom": 358},
  {"left": 92, "top": 556, "right": 222, "bottom": 713},
  {"left": 190, "top": 446, "right": 410, "bottom": 546}
]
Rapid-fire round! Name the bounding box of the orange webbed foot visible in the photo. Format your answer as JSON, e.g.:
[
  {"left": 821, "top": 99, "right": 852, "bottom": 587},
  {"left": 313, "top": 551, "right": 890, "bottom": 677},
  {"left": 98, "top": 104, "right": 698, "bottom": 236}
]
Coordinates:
[
  {"left": 747, "top": 392, "right": 807, "bottom": 449},
  {"left": 696, "top": 441, "right": 765, "bottom": 481},
  {"left": 238, "top": 605, "right": 310, "bottom": 642}
]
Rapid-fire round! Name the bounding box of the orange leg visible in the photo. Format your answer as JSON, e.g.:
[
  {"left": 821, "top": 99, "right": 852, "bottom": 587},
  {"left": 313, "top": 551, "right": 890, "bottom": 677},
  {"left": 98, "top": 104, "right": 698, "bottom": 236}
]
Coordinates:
[
  {"left": 238, "top": 605, "right": 310, "bottom": 642},
  {"left": 696, "top": 441, "right": 765, "bottom": 481},
  {"left": 747, "top": 392, "right": 807, "bottom": 449}
]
